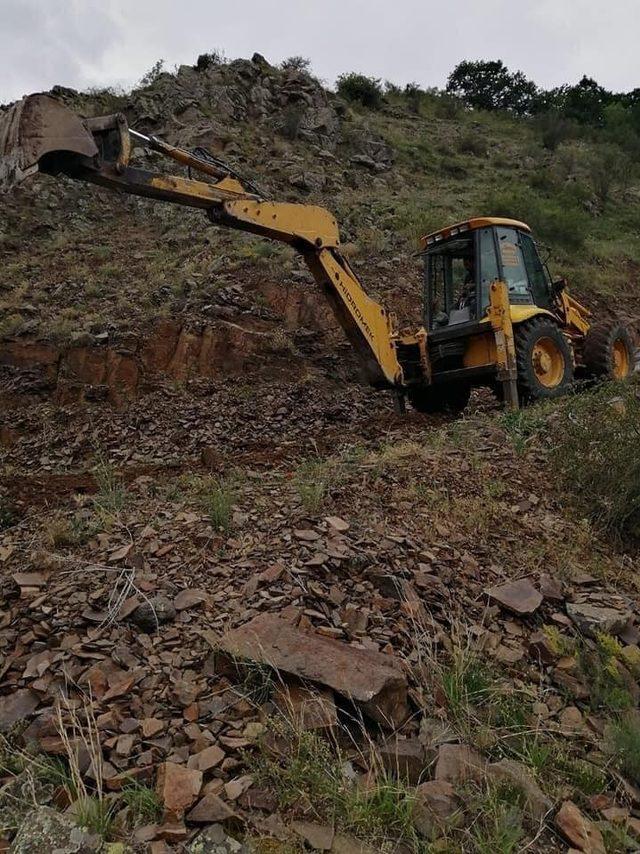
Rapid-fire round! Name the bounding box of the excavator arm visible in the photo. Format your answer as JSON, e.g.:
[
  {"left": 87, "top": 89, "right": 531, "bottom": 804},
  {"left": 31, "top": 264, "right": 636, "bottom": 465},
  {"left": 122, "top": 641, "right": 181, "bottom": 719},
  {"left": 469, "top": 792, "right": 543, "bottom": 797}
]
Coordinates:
[{"left": 0, "top": 95, "right": 403, "bottom": 389}]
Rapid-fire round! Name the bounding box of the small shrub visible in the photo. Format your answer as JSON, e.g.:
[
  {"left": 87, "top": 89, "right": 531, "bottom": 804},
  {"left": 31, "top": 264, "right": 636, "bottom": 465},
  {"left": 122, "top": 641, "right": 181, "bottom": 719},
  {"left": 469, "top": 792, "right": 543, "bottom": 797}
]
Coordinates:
[
  {"left": 74, "top": 796, "right": 117, "bottom": 840},
  {"left": 535, "top": 111, "right": 575, "bottom": 151},
  {"left": 196, "top": 49, "right": 226, "bottom": 71},
  {"left": 578, "top": 634, "right": 633, "bottom": 712},
  {"left": 344, "top": 777, "right": 417, "bottom": 843},
  {"left": 500, "top": 405, "right": 550, "bottom": 454},
  {"left": 550, "top": 381, "right": 640, "bottom": 539},
  {"left": 336, "top": 73, "right": 384, "bottom": 109},
  {"left": 0, "top": 312, "right": 25, "bottom": 337},
  {"left": 294, "top": 459, "right": 330, "bottom": 514},
  {"left": 469, "top": 782, "right": 525, "bottom": 854},
  {"left": 457, "top": 131, "right": 488, "bottom": 156},
  {"left": 587, "top": 144, "right": 630, "bottom": 209},
  {"left": 139, "top": 59, "right": 165, "bottom": 88},
  {"left": 553, "top": 753, "right": 607, "bottom": 796},
  {"left": 250, "top": 719, "right": 340, "bottom": 816},
  {"left": 484, "top": 186, "right": 588, "bottom": 251},
  {"left": 506, "top": 735, "right": 552, "bottom": 776},
  {"left": 281, "top": 56, "right": 311, "bottom": 73},
  {"left": 122, "top": 781, "right": 162, "bottom": 824},
  {"left": 44, "top": 512, "right": 97, "bottom": 549},
  {"left": 403, "top": 82, "right": 423, "bottom": 114},
  {"left": 92, "top": 456, "right": 126, "bottom": 515},
  {"left": 250, "top": 718, "right": 422, "bottom": 848},
  {"left": 229, "top": 655, "right": 274, "bottom": 704},
  {"left": 601, "top": 822, "right": 638, "bottom": 854},
  {"left": 203, "top": 476, "right": 236, "bottom": 532},
  {"left": 440, "top": 651, "right": 493, "bottom": 722},
  {"left": 440, "top": 156, "right": 468, "bottom": 179},
  {"left": 610, "top": 714, "right": 640, "bottom": 784},
  {"left": 434, "top": 93, "right": 463, "bottom": 119}
]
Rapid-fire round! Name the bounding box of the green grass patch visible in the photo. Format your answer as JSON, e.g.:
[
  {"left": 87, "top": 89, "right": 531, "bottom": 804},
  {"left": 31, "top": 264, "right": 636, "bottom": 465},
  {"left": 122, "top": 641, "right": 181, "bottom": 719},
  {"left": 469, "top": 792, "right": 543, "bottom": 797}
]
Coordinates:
[
  {"left": 294, "top": 458, "right": 332, "bottom": 514},
  {"left": 468, "top": 782, "right": 526, "bottom": 854},
  {"left": 609, "top": 713, "right": 640, "bottom": 785},
  {"left": 550, "top": 381, "right": 640, "bottom": 541},
  {"left": 74, "top": 796, "right": 117, "bottom": 840},
  {"left": 203, "top": 476, "right": 236, "bottom": 532},
  {"left": 92, "top": 455, "right": 127, "bottom": 516},
  {"left": 121, "top": 781, "right": 163, "bottom": 824}
]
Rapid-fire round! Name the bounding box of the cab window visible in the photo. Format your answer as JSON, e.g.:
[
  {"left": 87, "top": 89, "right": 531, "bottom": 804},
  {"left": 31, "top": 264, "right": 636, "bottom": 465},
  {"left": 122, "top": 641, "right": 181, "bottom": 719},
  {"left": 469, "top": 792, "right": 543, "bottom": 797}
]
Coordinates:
[
  {"left": 424, "top": 235, "right": 475, "bottom": 328},
  {"left": 478, "top": 227, "right": 499, "bottom": 315},
  {"left": 496, "top": 227, "right": 530, "bottom": 300},
  {"left": 520, "top": 233, "right": 551, "bottom": 307}
]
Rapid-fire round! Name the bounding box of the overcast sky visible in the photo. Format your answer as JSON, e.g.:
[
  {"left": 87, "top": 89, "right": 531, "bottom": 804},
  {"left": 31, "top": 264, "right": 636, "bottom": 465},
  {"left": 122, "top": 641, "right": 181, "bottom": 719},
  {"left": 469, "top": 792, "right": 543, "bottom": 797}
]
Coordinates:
[{"left": 1, "top": 0, "right": 638, "bottom": 104}]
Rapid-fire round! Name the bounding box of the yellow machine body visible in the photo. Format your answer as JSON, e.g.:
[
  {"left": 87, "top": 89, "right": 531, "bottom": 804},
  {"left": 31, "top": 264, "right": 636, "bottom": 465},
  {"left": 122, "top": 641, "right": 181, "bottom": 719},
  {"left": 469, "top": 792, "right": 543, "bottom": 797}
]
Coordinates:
[{"left": 0, "top": 95, "right": 633, "bottom": 413}]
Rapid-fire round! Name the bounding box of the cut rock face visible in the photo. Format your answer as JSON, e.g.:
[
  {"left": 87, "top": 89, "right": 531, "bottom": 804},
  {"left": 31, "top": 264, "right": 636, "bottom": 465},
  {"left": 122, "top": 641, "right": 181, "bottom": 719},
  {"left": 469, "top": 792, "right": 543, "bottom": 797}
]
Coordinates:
[{"left": 218, "top": 613, "right": 408, "bottom": 727}]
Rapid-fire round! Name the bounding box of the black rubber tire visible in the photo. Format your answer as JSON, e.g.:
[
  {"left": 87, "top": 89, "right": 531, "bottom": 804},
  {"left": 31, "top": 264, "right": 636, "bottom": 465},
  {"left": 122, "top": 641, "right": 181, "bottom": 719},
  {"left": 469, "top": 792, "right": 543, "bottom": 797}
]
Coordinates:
[
  {"left": 515, "top": 317, "right": 574, "bottom": 402},
  {"left": 583, "top": 319, "right": 635, "bottom": 380},
  {"left": 408, "top": 382, "right": 471, "bottom": 415}
]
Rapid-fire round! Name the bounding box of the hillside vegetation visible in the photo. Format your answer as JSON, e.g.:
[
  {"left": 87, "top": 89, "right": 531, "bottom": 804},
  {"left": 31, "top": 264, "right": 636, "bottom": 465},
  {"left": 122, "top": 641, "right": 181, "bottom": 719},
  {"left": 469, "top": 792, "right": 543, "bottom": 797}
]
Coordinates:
[{"left": 1, "top": 53, "right": 639, "bottom": 344}]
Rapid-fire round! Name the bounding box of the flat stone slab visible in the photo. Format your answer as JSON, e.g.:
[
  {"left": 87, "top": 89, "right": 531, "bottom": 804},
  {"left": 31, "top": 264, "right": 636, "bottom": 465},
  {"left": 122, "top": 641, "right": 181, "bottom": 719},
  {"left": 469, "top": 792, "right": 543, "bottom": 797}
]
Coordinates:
[
  {"left": 485, "top": 578, "right": 543, "bottom": 615},
  {"left": 0, "top": 688, "right": 39, "bottom": 733},
  {"left": 219, "top": 613, "right": 408, "bottom": 728},
  {"left": 566, "top": 602, "right": 631, "bottom": 638}
]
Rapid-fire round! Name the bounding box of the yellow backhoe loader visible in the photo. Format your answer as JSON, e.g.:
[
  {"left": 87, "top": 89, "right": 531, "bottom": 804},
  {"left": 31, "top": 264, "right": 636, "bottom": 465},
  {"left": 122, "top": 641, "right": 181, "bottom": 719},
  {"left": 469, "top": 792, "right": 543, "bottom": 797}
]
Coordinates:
[{"left": 1, "top": 95, "right": 635, "bottom": 413}]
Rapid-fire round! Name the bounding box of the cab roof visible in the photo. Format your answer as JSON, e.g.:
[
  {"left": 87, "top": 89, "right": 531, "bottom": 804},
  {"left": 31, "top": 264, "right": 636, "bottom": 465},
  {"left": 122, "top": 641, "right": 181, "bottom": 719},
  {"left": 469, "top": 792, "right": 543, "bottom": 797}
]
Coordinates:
[{"left": 419, "top": 217, "right": 530, "bottom": 251}]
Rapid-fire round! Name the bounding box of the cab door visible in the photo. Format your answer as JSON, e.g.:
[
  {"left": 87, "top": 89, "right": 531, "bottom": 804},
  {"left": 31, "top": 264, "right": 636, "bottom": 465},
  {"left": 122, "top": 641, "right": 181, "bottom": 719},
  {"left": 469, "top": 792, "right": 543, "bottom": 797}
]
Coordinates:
[
  {"left": 519, "top": 231, "right": 554, "bottom": 309},
  {"left": 478, "top": 226, "right": 500, "bottom": 317}
]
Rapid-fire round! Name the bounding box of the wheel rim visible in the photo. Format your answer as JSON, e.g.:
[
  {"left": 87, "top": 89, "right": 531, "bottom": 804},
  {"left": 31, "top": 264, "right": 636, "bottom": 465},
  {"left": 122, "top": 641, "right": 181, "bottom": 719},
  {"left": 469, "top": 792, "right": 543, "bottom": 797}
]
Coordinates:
[
  {"left": 612, "top": 339, "right": 631, "bottom": 379},
  {"left": 532, "top": 337, "right": 565, "bottom": 388}
]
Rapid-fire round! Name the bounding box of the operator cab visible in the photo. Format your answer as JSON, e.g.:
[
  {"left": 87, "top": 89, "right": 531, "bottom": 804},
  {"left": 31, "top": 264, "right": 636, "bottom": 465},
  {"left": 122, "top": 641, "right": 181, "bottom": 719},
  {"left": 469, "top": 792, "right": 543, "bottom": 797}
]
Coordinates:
[{"left": 420, "top": 218, "right": 554, "bottom": 331}]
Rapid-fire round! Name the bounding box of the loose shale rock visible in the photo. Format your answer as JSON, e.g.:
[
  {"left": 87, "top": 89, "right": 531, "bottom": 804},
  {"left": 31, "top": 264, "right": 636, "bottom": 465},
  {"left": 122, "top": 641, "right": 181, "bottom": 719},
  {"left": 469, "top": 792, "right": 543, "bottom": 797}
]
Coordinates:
[{"left": 219, "top": 613, "right": 408, "bottom": 727}]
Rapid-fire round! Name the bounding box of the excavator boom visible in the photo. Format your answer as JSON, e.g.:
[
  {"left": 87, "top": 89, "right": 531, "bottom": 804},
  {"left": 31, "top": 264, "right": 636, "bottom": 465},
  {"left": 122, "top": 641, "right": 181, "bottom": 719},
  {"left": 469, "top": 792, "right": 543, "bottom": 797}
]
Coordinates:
[{"left": 0, "top": 95, "right": 404, "bottom": 390}]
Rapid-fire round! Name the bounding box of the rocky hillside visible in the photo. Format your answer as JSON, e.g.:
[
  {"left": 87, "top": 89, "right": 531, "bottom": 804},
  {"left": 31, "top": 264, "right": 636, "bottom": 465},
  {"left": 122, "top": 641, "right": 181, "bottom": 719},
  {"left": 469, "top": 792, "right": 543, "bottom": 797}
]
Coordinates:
[
  {"left": 1, "top": 53, "right": 640, "bottom": 854},
  {"left": 2, "top": 52, "right": 639, "bottom": 398}
]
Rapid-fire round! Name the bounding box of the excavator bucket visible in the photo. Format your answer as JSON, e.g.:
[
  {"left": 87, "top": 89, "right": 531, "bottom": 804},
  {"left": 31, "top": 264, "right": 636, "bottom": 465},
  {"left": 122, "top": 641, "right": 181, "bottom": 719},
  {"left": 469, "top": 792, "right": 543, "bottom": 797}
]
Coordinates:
[{"left": 0, "top": 94, "right": 99, "bottom": 191}]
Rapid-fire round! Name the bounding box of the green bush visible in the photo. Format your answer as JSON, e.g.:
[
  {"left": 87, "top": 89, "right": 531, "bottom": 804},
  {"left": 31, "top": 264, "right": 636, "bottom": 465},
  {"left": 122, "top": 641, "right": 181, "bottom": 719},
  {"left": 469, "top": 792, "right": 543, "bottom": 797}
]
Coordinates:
[
  {"left": 484, "top": 187, "right": 588, "bottom": 251},
  {"left": 535, "top": 111, "right": 575, "bottom": 151},
  {"left": 336, "top": 73, "right": 384, "bottom": 109},
  {"left": 139, "top": 59, "right": 165, "bottom": 88},
  {"left": 195, "top": 50, "right": 226, "bottom": 71},
  {"left": 457, "top": 131, "right": 488, "bottom": 156},
  {"left": 281, "top": 56, "right": 311, "bottom": 72},
  {"left": 403, "top": 82, "right": 422, "bottom": 114},
  {"left": 550, "top": 381, "right": 640, "bottom": 539},
  {"left": 610, "top": 714, "right": 640, "bottom": 784},
  {"left": 587, "top": 143, "right": 631, "bottom": 209},
  {"left": 433, "top": 92, "right": 463, "bottom": 119}
]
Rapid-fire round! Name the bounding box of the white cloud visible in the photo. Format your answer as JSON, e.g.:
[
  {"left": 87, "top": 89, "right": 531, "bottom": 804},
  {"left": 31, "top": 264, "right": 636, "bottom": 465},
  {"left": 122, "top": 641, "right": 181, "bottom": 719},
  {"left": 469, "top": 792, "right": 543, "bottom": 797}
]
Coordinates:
[{"left": 0, "top": 0, "right": 636, "bottom": 104}]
